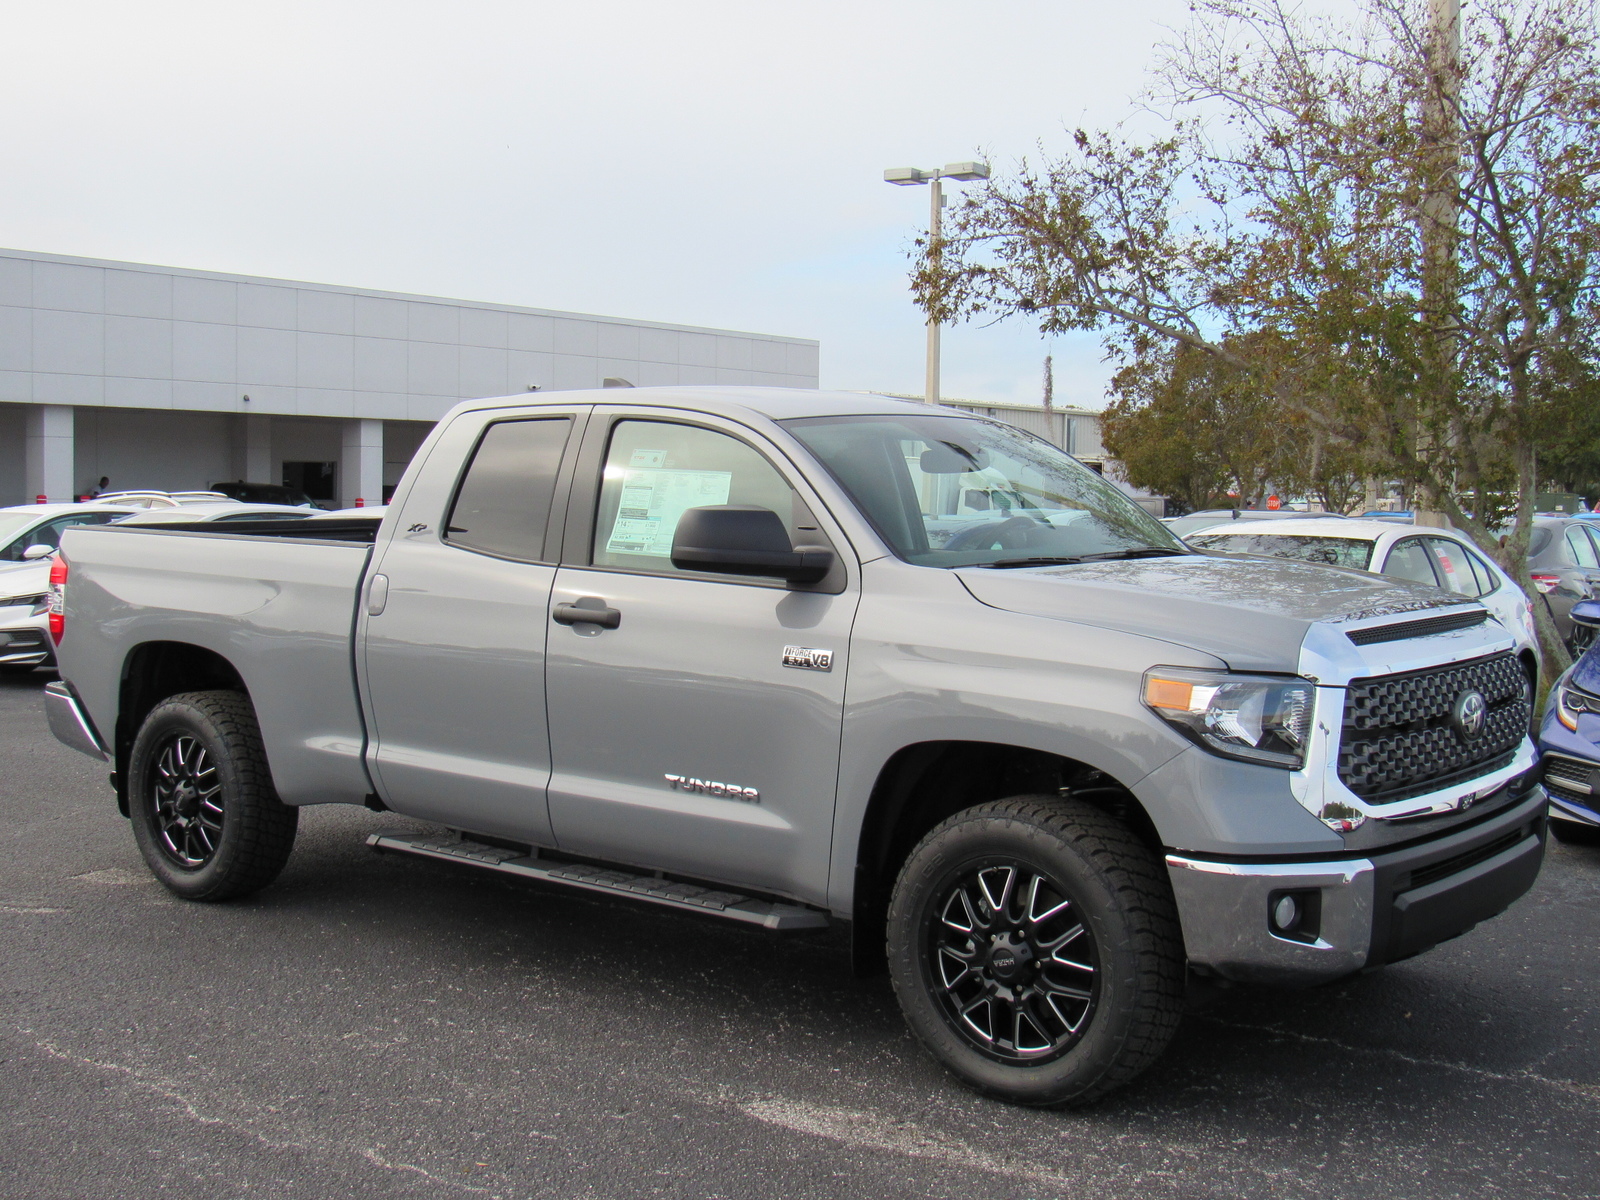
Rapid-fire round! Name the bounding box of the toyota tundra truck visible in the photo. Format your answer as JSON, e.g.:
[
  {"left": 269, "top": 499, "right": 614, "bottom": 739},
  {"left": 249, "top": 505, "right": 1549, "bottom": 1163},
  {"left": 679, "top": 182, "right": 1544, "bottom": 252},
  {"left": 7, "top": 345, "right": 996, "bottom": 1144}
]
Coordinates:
[{"left": 44, "top": 388, "right": 1547, "bottom": 1106}]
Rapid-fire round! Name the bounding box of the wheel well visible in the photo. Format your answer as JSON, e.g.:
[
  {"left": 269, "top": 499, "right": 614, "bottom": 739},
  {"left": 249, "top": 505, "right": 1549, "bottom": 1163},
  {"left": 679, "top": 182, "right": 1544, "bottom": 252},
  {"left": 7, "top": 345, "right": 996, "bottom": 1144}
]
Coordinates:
[
  {"left": 848, "top": 740, "right": 1159, "bottom": 976},
  {"left": 113, "top": 642, "right": 247, "bottom": 816}
]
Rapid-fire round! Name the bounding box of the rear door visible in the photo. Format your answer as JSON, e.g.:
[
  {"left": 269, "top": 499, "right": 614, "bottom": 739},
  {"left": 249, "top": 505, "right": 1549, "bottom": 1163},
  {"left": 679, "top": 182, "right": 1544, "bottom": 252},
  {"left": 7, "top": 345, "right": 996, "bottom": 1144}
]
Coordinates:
[
  {"left": 541, "top": 408, "right": 859, "bottom": 903},
  {"left": 359, "top": 406, "right": 586, "bottom": 843}
]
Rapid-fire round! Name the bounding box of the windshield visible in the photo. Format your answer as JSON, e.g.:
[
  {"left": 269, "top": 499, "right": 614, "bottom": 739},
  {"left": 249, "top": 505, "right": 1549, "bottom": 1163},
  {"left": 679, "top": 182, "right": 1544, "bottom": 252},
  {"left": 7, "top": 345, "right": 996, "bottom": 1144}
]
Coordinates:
[
  {"left": 1189, "top": 532, "right": 1375, "bottom": 569},
  {"left": 783, "top": 414, "right": 1185, "bottom": 567},
  {"left": 0, "top": 514, "right": 42, "bottom": 548}
]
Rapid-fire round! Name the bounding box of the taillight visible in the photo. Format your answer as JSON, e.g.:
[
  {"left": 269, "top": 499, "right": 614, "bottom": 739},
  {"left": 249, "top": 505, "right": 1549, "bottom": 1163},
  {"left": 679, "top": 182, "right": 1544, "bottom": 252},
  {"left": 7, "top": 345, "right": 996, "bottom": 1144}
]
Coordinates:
[
  {"left": 47, "top": 555, "right": 67, "bottom": 643},
  {"left": 1530, "top": 573, "right": 1561, "bottom": 594}
]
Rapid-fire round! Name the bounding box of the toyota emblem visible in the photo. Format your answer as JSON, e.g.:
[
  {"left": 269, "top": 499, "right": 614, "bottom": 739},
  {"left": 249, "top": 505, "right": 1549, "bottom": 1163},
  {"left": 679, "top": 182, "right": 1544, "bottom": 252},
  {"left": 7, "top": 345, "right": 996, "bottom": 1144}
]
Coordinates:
[{"left": 1452, "top": 689, "right": 1487, "bottom": 740}]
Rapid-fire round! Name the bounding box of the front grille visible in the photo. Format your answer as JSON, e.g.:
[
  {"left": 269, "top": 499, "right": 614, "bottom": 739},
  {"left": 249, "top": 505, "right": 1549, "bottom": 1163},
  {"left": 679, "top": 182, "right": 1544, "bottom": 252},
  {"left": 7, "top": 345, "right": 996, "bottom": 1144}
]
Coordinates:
[
  {"left": 1346, "top": 609, "right": 1487, "bottom": 645},
  {"left": 1338, "top": 652, "right": 1529, "bottom": 803},
  {"left": 1544, "top": 754, "right": 1598, "bottom": 812}
]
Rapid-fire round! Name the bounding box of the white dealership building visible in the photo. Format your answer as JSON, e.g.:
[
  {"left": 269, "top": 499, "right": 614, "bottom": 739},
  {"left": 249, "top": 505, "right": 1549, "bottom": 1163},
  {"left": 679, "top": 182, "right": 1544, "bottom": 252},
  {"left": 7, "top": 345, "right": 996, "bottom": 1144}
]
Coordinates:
[{"left": 0, "top": 248, "right": 820, "bottom": 508}]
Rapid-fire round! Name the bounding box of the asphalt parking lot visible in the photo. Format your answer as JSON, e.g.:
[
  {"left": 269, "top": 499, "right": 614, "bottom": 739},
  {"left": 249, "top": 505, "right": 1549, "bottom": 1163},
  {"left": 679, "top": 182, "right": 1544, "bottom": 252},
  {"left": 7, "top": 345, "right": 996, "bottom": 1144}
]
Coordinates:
[{"left": 1, "top": 669, "right": 1597, "bottom": 1200}]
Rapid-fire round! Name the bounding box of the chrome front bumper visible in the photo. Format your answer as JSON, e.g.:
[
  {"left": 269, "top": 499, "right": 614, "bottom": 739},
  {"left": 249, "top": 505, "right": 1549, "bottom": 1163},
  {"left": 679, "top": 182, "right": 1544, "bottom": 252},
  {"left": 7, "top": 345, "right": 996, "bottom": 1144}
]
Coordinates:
[
  {"left": 1168, "top": 786, "right": 1547, "bottom": 986},
  {"left": 44, "top": 681, "right": 109, "bottom": 761}
]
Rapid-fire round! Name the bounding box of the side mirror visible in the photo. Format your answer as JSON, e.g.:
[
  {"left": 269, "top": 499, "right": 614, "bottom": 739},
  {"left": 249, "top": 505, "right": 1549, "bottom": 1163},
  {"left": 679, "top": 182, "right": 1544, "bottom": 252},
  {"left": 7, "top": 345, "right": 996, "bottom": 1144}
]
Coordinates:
[
  {"left": 21, "top": 544, "right": 54, "bottom": 561},
  {"left": 671, "top": 505, "right": 834, "bottom": 584},
  {"left": 1570, "top": 599, "right": 1600, "bottom": 629}
]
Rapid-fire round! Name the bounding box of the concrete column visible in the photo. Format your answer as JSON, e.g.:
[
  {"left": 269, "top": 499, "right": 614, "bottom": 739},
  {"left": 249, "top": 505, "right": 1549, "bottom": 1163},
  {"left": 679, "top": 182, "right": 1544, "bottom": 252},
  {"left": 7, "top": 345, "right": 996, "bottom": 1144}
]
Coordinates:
[
  {"left": 244, "top": 414, "right": 273, "bottom": 483},
  {"left": 340, "top": 418, "right": 384, "bottom": 508},
  {"left": 25, "top": 405, "right": 75, "bottom": 503}
]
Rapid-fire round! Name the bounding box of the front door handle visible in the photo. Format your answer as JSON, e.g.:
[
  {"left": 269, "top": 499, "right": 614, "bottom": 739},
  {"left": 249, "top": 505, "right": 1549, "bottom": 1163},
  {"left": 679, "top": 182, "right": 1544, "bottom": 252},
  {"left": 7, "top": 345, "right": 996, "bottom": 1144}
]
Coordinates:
[{"left": 553, "top": 598, "right": 621, "bottom": 629}]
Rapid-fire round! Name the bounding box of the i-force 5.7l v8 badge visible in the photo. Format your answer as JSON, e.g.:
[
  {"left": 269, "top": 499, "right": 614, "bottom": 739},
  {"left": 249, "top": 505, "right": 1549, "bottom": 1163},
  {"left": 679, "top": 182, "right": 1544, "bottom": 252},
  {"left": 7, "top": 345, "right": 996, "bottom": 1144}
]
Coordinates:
[{"left": 782, "top": 646, "right": 833, "bottom": 671}]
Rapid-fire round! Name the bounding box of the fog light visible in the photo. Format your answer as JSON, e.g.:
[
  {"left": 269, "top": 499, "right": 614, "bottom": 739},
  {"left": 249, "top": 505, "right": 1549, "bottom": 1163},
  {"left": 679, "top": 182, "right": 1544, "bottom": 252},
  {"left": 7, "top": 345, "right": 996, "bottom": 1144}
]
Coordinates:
[{"left": 1271, "top": 894, "right": 1300, "bottom": 932}]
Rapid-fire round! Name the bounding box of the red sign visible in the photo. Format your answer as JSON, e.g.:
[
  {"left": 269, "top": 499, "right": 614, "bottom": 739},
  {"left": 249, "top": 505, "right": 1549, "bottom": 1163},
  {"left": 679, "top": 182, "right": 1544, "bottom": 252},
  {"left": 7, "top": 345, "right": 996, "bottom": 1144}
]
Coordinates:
[{"left": 1266, "top": 495, "right": 1282, "bottom": 510}]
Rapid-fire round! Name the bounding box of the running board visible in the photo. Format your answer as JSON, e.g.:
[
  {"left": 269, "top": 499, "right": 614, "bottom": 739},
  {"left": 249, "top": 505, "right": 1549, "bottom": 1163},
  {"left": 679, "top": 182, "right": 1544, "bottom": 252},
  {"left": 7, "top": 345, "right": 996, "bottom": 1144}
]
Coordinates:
[{"left": 365, "top": 831, "right": 830, "bottom": 932}]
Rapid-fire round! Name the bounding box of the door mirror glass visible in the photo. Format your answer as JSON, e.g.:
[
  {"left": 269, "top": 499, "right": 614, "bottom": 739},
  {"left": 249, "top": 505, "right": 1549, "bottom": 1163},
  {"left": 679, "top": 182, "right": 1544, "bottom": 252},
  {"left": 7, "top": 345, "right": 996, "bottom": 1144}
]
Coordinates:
[
  {"left": 21, "top": 544, "right": 53, "bottom": 561},
  {"left": 671, "top": 506, "right": 833, "bottom": 583}
]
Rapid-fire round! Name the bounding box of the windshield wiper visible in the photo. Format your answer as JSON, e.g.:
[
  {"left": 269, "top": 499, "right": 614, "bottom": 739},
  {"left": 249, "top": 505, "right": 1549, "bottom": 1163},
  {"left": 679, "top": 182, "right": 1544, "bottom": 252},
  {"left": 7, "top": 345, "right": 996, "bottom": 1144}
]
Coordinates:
[
  {"left": 980, "top": 548, "right": 1189, "bottom": 569},
  {"left": 980, "top": 556, "right": 1085, "bottom": 569},
  {"left": 1073, "top": 548, "right": 1190, "bottom": 562}
]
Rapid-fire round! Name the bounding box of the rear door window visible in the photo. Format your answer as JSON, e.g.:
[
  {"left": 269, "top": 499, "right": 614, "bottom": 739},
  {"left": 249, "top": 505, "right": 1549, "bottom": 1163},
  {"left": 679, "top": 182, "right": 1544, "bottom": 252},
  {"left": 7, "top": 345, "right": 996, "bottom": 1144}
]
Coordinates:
[
  {"left": 1566, "top": 527, "right": 1600, "bottom": 568},
  {"left": 444, "top": 417, "right": 573, "bottom": 562},
  {"left": 1423, "top": 538, "right": 1478, "bottom": 596},
  {"left": 1382, "top": 538, "right": 1441, "bottom": 586},
  {"left": 1462, "top": 548, "right": 1498, "bottom": 596}
]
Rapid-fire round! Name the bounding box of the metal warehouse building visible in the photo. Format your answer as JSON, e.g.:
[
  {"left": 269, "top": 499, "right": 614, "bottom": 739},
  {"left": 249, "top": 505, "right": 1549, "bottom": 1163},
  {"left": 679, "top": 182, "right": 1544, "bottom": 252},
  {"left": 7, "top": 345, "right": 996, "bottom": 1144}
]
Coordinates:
[{"left": 0, "top": 249, "right": 820, "bottom": 508}]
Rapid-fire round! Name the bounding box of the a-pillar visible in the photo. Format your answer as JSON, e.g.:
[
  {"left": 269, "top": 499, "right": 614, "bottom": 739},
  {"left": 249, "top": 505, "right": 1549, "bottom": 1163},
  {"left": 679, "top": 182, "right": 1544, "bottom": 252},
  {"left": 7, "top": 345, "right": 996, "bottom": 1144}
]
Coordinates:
[
  {"left": 340, "top": 418, "right": 384, "bottom": 509},
  {"left": 244, "top": 413, "right": 273, "bottom": 484},
  {"left": 25, "top": 405, "right": 74, "bottom": 503}
]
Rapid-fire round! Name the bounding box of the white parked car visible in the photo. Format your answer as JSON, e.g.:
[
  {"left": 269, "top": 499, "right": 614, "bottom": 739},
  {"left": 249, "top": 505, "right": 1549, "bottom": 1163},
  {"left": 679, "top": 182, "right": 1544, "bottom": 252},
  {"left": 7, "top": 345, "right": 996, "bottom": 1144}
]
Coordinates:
[
  {"left": 1186, "top": 517, "right": 1539, "bottom": 671},
  {"left": 0, "top": 503, "right": 138, "bottom": 673}
]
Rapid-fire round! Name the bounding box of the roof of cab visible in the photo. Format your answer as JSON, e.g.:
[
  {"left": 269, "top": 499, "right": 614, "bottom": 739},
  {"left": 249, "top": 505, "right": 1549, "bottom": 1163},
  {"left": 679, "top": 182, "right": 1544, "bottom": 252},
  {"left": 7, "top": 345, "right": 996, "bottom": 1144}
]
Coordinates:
[{"left": 455, "top": 386, "right": 966, "bottom": 424}]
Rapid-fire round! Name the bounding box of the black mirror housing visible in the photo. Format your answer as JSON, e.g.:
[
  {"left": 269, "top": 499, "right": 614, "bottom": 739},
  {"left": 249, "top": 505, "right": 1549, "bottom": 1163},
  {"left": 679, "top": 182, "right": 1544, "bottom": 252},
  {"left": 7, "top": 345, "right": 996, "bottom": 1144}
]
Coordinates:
[{"left": 671, "top": 505, "right": 833, "bottom": 584}]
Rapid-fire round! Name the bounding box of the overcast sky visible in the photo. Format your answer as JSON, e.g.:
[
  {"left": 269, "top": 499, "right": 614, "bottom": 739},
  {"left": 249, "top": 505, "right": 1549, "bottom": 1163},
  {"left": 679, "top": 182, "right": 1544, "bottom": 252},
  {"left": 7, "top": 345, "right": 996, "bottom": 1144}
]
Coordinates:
[{"left": 0, "top": 1, "right": 1194, "bottom": 408}]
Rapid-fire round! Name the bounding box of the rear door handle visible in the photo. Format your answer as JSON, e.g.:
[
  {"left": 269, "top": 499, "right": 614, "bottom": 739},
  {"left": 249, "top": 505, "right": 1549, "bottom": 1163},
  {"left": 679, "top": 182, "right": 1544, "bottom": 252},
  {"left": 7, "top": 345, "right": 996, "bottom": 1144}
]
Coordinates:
[{"left": 553, "top": 599, "right": 621, "bottom": 629}]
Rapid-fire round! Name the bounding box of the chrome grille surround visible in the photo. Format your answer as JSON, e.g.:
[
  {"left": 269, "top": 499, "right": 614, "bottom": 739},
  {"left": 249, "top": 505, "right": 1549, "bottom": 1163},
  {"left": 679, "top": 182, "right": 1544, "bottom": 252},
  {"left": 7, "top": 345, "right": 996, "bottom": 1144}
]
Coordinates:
[{"left": 1295, "top": 609, "right": 1536, "bottom": 825}]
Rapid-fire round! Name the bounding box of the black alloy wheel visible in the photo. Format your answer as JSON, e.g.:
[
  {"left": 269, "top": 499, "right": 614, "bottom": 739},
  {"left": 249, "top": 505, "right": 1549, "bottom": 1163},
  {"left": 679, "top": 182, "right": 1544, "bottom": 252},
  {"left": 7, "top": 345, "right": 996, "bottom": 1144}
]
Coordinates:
[
  {"left": 928, "top": 861, "right": 1099, "bottom": 1063},
  {"left": 128, "top": 690, "right": 298, "bottom": 901},
  {"left": 150, "top": 733, "right": 225, "bottom": 868},
  {"left": 887, "top": 795, "right": 1184, "bottom": 1107}
]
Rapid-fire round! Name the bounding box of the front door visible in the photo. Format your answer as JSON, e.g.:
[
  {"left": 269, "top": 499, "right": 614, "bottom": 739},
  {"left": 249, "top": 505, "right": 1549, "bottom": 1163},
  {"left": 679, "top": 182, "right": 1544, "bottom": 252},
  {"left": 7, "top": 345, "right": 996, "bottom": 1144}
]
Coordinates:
[
  {"left": 543, "top": 412, "right": 858, "bottom": 903},
  {"left": 361, "top": 410, "right": 581, "bottom": 843}
]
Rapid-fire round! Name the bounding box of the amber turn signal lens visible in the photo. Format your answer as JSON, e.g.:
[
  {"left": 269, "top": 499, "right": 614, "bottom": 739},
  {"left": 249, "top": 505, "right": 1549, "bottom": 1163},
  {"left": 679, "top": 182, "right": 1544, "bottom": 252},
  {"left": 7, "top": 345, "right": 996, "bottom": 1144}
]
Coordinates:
[{"left": 1145, "top": 677, "right": 1194, "bottom": 710}]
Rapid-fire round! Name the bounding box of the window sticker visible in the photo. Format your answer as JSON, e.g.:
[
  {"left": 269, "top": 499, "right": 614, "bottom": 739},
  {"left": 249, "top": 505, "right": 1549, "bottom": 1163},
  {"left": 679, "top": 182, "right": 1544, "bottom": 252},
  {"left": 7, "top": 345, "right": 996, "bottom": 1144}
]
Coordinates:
[
  {"left": 605, "top": 468, "right": 733, "bottom": 557},
  {"left": 629, "top": 448, "right": 668, "bottom": 468}
]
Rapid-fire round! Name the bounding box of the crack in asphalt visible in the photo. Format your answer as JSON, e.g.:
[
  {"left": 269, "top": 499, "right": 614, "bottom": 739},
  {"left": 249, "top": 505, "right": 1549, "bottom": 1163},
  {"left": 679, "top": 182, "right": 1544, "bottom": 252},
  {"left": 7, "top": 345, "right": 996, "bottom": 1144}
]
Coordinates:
[
  {"left": 28, "top": 1035, "right": 506, "bottom": 1198},
  {"left": 1199, "top": 1016, "right": 1600, "bottom": 1102}
]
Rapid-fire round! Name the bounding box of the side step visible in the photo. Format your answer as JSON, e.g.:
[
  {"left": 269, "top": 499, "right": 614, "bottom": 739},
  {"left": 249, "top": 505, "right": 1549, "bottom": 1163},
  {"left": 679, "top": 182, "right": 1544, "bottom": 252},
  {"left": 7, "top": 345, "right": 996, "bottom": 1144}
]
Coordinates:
[{"left": 365, "top": 831, "right": 830, "bottom": 932}]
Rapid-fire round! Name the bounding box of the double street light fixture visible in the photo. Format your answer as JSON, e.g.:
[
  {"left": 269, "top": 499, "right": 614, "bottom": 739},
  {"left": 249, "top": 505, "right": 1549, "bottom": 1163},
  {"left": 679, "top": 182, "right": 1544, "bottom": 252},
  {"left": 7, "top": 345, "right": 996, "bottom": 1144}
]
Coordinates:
[{"left": 884, "top": 161, "right": 990, "bottom": 404}]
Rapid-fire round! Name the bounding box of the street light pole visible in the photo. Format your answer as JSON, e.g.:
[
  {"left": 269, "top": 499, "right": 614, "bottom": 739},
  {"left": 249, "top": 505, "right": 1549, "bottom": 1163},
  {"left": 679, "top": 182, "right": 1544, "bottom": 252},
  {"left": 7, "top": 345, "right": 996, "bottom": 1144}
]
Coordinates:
[
  {"left": 885, "top": 161, "right": 990, "bottom": 405},
  {"left": 926, "top": 174, "right": 943, "bottom": 406}
]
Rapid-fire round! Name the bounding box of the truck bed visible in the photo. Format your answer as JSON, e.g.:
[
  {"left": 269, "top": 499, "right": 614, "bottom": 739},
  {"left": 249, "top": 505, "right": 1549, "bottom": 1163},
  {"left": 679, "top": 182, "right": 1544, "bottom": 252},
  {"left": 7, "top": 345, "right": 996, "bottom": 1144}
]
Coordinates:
[{"left": 58, "top": 522, "right": 376, "bottom": 808}]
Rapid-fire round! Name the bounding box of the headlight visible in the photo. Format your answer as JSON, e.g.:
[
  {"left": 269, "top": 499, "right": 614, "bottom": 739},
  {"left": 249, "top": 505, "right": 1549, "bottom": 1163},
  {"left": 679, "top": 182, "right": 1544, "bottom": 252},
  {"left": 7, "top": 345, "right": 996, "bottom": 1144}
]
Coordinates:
[
  {"left": 1556, "top": 674, "right": 1599, "bottom": 732},
  {"left": 1143, "top": 667, "right": 1314, "bottom": 768}
]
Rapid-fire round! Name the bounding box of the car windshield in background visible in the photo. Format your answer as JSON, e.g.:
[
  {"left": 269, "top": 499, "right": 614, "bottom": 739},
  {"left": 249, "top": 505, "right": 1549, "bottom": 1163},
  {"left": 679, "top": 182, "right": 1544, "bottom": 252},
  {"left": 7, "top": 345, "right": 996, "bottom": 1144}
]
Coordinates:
[
  {"left": 783, "top": 414, "right": 1186, "bottom": 568},
  {"left": 1190, "top": 532, "right": 1375, "bottom": 570},
  {"left": 0, "top": 514, "right": 41, "bottom": 547}
]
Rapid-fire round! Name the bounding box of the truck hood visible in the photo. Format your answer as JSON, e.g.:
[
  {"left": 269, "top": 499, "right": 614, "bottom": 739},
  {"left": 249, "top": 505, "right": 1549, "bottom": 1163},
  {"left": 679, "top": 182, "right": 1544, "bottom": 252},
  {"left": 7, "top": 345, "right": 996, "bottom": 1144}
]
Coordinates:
[{"left": 956, "top": 554, "right": 1473, "bottom": 672}]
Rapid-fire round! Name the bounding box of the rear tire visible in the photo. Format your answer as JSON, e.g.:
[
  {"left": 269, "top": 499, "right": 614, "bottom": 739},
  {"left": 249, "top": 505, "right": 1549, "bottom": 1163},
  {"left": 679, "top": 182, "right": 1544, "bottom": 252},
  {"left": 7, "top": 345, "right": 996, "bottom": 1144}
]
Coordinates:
[
  {"left": 128, "top": 690, "right": 297, "bottom": 900},
  {"left": 1550, "top": 817, "right": 1600, "bottom": 846},
  {"left": 886, "top": 795, "right": 1185, "bottom": 1107}
]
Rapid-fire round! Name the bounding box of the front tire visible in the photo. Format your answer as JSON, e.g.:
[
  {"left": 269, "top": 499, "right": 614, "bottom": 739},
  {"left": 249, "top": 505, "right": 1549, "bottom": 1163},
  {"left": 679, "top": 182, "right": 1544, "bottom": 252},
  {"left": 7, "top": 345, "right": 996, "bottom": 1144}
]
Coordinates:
[
  {"left": 886, "top": 796, "right": 1184, "bottom": 1107},
  {"left": 128, "top": 690, "right": 298, "bottom": 900}
]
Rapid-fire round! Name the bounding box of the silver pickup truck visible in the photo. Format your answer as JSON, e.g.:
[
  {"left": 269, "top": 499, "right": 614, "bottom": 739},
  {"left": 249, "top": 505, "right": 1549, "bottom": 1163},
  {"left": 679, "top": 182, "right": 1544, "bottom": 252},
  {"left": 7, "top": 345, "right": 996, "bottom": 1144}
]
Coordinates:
[{"left": 45, "top": 388, "right": 1546, "bottom": 1106}]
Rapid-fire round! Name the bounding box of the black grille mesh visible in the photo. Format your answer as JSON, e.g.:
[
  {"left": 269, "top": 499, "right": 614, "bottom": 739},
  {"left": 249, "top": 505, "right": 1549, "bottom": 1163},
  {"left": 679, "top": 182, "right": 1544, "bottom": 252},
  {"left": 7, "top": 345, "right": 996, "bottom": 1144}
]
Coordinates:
[
  {"left": 1544, "top": 755, "right": 1598, "bottom": 813},
  {"left": 1338, "top": 653, "right": 1528, "bottom": 802}
]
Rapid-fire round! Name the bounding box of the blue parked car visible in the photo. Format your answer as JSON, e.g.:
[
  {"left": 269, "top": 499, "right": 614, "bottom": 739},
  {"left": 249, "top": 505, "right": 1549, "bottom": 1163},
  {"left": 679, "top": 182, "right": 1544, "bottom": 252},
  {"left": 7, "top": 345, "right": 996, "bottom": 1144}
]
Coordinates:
[{"left": 1541, "top": 599, "right": 1600, "bottom": 844}]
